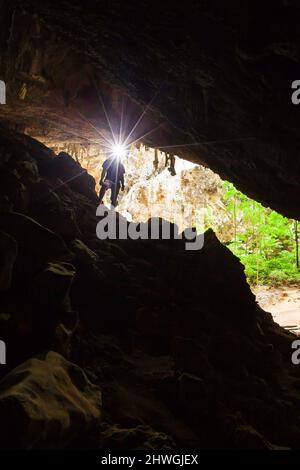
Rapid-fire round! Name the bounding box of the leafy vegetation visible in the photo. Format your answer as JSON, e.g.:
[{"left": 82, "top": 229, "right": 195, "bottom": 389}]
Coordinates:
[{"left": 212, "top": 182, "right": 300, "bottom": 286}]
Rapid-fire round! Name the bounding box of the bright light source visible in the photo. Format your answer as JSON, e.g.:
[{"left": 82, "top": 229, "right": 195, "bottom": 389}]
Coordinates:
[{"left": 111, "top": 143, "right": 127, "bottom": 159}]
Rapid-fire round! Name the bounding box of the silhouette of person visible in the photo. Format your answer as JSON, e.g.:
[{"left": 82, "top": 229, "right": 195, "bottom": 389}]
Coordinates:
[
  {"left": 153, "top": 148, "right": 159, "bottom": 174},
  {"left": 165, "top": 153, "right": 176, "bottom": 176},
  {"left": 98, "top": 156, "right": 125, "bottom": 207}
]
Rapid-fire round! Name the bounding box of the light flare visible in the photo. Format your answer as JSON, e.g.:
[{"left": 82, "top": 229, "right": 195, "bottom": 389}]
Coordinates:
[{"left": 110, "top": 142, "right": 128, "bottom": 159}]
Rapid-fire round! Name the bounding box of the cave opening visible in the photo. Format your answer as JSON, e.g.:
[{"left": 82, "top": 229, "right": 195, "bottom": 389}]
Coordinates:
[{"left": 34, "top": 136, "right": 300, "bottom": 334}]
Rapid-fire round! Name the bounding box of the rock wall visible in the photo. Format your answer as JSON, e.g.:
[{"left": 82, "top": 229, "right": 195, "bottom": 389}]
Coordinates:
[
  {"left": 1, "top": 1, "right": 300, "bottom": 219},
  {"left": 0, "top": 124, "right": 300, "bottom": 449}
]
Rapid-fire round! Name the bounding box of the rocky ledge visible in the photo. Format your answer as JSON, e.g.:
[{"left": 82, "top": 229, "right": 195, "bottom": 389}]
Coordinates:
[{"left": 0, "top": 123, "right": 300, "bottom": 449}]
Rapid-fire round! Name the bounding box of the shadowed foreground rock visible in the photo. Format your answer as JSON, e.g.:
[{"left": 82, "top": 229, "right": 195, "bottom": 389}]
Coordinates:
[
  {"left": 0, "top": 124, "right": 300, "bottom": 449},
  {"left": 0, "top": 351, "right": 102, "bottom": 449},
  {"left": 0, "top": 230, "right": 17, "bottom": 291}
]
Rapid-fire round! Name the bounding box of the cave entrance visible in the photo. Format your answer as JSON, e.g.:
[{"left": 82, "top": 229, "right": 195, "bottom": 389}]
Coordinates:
[{"left": 40, "top": 138, "right": 300, "bottom": 332}]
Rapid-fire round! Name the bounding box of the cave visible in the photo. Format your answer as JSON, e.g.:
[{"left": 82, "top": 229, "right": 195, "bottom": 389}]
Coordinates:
[{"left": 1, "top": 0, "right": 300, "bottom": 453}]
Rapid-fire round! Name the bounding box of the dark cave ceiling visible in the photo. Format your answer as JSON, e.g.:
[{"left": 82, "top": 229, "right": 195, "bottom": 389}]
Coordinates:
[{"left": 1, "top": 0, "right": 300, "bottom": 218}]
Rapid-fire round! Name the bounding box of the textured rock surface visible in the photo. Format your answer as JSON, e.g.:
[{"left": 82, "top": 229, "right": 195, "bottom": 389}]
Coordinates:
[
  {"left": 1, "top": 1, "right": 300, "bottom": 219},
  {"left": 1, "top": 84, "right": 300, "bottom": 448},
  {"left": 0, "top": 230, "right": 17, "bottom": 291},
  {"left": 41, "top": 142, "right": 230, "bottom": 235},
  {"left": 0, "top": 351, "right": 102, "bottom": 449}
]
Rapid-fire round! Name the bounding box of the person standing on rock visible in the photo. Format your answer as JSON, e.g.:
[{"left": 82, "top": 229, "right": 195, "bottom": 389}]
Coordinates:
[
  {"left": 98, "top": 155, "right": 125, "bottom": 207},
  {"left": 165, "top": 153, "right": 176, "bottom": 176},
  {"left": 153, "top": 148, "right": 159, "bottom": 174}
]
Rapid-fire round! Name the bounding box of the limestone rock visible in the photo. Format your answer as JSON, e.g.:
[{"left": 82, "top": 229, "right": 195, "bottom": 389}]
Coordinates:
[
  {"left": 18, "top": 158, "right": 39, "bottom": 183},
  {"left": 30, "top": 261, "right": 75, "bottom": 309},
  {"left": 51, "top": 152, "right": 98, "bottom": 203},
  {"left": 0, "top": 123, "right": 299, "bottom": 449},
  {"left": 234, "top": 425, "right": 274, "bottom": 450},
  {"left": 0, "top": 171, "right": 28, "bottom": 213},
  {"left": 173, "top": 336, "right": 213, "bottom": 379},
  {"left": 0, "top": 212, "right": 70, "bottom": 279},
  {"left": 0, "top": 230, "right": 17, "bottom": 291},
  {"left": 28, "top": 262, "right": 76, "bottom": 343},
  {"left": 71, "top": 239, "right": 99, "bottom": 265},
  {"left": 40, "top": 206, "right": 81, "bottom": 239},
  {"left": 99, "top": 423, "right": 175, "bottom": 450},
  {"left": 0, "top": 351, "right": 102, "bottom": 449},
  {"left": 54, "top": 321, "right": 77, "bottom": 357},
  {"left": 178, "top": 372, "right": 210, "bottom": 417}
]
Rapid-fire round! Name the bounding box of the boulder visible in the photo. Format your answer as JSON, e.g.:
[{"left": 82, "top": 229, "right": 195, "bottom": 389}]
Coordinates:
[
  {"left": 18, "top": 158, "right": 39, "bottom": 183},
  {"left": 0, "top": 212, "right": 70, "bottom": 279},
  {"left": 71, "top": 239, "right": 99, "bottom": 265},
  {"left": 13, "top": 130, "right": 56, "bottom": 177},
  {"left": 27, "top": 179, "right": 81, "bottom": 239},
  {"left": 31, "top": 261, "right": 75, "bottom": 306},
  {"left": 28, "top": 179, "right": 62, "bottom": 210},
  {"left": 29, "top": 262, "right": 76, "bottom": 338},
  {"left": 40, "top": 206, "right": 81, "bottom": 239},
  {"left": 0, "top": 351, "right": 102, "bottom": 449},
  {"left": 51, "top": 152, "right": 98, "bottom": 203},
  {"left": 178, "top": 372, "right": 210, "bottom": 416},
  {"left": 173, "top": 336, "right": 213, "bottom": 380},
  {"left": 54, "top": 320, "right": 78, "bottom": 357},
  {"left": 234, "top": 425, "right": 274, "bottom": 450},
  {"left": 0, "top": 171, "right": 28, "bottom": 212},
  {"left": 99, "top": 423, "right": 174, "bottom": 450}
]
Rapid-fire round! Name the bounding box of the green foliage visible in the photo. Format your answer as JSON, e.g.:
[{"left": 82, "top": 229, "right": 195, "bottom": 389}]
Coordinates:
[{"left": 217, "top": 182, "right": 300, "bottom": 286}]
